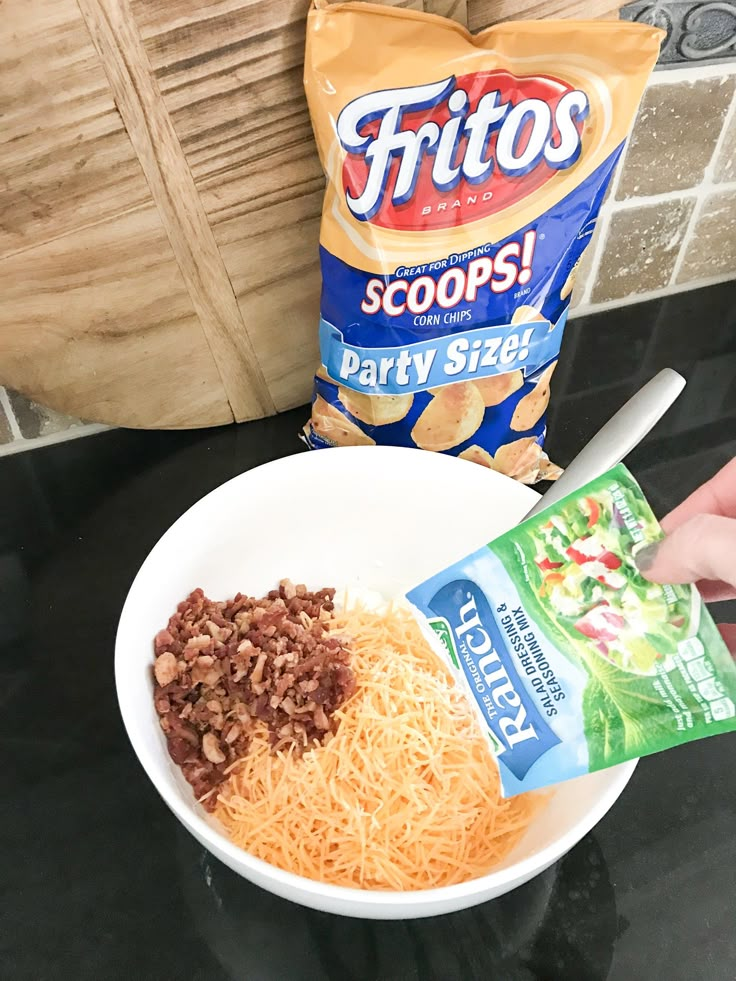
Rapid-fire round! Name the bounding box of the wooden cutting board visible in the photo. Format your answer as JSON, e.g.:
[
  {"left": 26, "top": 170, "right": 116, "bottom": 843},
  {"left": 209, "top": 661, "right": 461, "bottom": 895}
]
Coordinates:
[{"left": 0, "top": 0, "right": 621, "bottom": 429}]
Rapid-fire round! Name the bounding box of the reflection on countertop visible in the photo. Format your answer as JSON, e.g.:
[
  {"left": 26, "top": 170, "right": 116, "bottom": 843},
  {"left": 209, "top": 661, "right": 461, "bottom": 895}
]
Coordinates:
[
  {"left": 1, "top": 281, "right": 735, "bottom": 981},
  {"left": 176, "top": 828, "right": 614, "bottom": 981}
]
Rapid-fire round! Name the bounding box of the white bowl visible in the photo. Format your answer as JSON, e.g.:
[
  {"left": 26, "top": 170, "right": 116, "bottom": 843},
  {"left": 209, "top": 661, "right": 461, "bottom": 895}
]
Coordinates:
[{"left": 115, "top": 446, "right": 636, "bottom": 919}]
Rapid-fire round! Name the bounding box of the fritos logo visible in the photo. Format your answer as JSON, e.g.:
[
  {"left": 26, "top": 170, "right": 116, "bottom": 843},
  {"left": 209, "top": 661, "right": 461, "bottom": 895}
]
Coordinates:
[{"left": 337, "top": 71, "right": 589, "bottom": 231}]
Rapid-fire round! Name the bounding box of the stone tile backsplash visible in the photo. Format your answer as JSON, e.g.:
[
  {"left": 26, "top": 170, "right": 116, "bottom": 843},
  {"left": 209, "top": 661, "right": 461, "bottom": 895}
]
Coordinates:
[
  {"left": 590, "top": 197, "right": 696, "bottom": 302},
  {"left": 615, "top": 76, "right": 735, "bottom": 197},
  {"left": 678, "top": 188, "right": 736, "bottom": 281},
  {"left": 714, "top": 108, "right": 736, "bottom": 181},
  {"left": 0, "top": 387, "right": 106, "bottom": 456},
  {"left": 571, "top": 61, "right": 736, "bottom": 312},
  {"left": 6, "top": 390, "right": 86, "bottom": 440},
  {"left": 0, "top": 400, "right": 12, "bottom": 445},
  {"left": 2, "top": 54, "right": 736, "bottom": 455}
]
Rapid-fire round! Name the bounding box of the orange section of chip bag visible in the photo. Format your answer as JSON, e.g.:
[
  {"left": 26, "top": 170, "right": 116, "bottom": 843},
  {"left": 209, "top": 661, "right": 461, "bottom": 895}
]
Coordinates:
[{"left": 302, "top": 2, "right": 663, "bottom": 477}]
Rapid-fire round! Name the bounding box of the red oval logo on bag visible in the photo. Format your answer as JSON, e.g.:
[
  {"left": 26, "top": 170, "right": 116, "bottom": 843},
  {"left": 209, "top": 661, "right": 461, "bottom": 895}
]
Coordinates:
[{"left": 337, "top": 71, "right": 588, "bottom": 231}]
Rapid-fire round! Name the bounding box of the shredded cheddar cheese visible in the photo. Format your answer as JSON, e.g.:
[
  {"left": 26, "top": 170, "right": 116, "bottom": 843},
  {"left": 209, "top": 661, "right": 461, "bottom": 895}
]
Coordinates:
[{"left": 215, "top": 606, "right": 542, "bottom": 890}]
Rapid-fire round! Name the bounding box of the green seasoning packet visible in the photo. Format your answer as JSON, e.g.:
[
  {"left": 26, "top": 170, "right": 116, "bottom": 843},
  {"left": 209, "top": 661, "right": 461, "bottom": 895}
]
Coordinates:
[{"left": 407, "top": 464, "right": 736, "bottom": 795}]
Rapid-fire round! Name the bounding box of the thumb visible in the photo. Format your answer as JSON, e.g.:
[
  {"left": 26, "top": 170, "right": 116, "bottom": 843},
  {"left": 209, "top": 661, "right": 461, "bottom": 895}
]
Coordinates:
[{"left": 636, "top": 514, "right": 736, "bottom": 592}]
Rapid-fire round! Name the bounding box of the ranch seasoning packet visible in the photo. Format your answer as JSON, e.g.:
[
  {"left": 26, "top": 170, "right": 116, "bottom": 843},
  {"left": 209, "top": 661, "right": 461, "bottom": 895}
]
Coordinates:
[
  {"left": 302, "top": 2, "right": 663, "bottom": 482},
  {"left": 407, "top": 465, "right": 736, "bottom": 795}
]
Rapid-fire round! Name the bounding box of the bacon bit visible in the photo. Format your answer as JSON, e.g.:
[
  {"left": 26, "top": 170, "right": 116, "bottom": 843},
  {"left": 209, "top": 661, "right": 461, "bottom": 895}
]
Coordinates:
[
  {"left": 202, "top": 732, "right": 226, "bottom": 764},
  {"left": 185, "top": 635, "right": 212, "bottom": 652},
  {"left": 191, "top": 656, "right": 223, "bottom": 687},
  {"left": 154, "top": 652, "right": 178, "bottom": 687},
  {"left": 151, "top": 584, "right": 353, "bottom": 810},
  {"left": 206, "top": 619, "right": 232, "bottom": 643},
  {"left": 250, "top": 651, "right": 268, "bottom": 686},
  {"left": 154, "top": 695, "right": 171, "bottom": 715},
  {"left": 154, "top": 629, "right": 176, "bottom": 655},
  {"left": 281, "top": 696, "right": 297, "bottom": 716},
  {"left": 224, "top": 723, "right": 241, "bottom": 745}
]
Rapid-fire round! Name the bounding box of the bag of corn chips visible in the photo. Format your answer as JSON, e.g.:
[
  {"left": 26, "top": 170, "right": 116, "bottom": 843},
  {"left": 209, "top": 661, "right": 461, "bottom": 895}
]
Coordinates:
[{"left": 302, "top": 1, "right": 662, "bottom": 481}]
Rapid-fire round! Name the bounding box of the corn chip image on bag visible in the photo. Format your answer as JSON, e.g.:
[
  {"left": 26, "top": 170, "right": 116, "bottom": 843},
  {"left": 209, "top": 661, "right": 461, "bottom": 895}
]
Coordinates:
[{"left": 302, "top": 2, "right": 663, "bottom": 480}]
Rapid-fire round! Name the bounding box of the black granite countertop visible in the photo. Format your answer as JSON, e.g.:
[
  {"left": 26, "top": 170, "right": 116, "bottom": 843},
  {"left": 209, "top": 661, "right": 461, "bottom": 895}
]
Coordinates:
[{"left": 2, "top": 282, "right": 735, "bottom": 981}]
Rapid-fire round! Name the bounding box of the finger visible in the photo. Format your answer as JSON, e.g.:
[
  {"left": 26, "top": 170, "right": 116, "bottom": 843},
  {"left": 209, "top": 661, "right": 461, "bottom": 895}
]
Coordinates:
[
  {"left": 661, "top": 457, "right": 736, "bottom": 533},
  {"left": 718, "top": 624, "right": 736, "bottom": 656},
  {"left": 637, "top": 513, "right": 736, "bottom": 592}
]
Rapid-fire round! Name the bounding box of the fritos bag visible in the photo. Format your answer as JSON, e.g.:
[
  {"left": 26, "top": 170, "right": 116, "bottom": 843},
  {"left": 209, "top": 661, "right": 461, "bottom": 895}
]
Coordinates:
[{"left": 303, "top": 2, "right": 662, "bottom": 481}]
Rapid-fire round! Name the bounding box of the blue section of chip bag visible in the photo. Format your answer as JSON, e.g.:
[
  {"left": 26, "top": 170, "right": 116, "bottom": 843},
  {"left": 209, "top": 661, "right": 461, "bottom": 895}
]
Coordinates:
[
  {"left": 304, "top": 143, "right": 624, "bottom": 472},
  {"left": 319, "top": 314, "right": 566, "bottom": 397},
  {"left": 317, "top": 152, "right": 618, "bottom": 344}
]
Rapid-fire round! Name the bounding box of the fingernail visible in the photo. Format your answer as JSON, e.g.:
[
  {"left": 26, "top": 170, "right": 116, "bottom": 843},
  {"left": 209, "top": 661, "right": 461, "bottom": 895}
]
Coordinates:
[{"left": 635, "top": 542, "right": 660, "bottom": 572}]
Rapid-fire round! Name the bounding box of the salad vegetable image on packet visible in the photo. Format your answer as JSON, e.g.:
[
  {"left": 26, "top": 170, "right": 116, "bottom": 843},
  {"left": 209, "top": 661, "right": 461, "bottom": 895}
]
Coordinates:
[
  {"left": 302, "top": 2, "right": 663, "bottom": 481},
  {"left": 407, "top": 466, "right": 736, "bottom": 795}
]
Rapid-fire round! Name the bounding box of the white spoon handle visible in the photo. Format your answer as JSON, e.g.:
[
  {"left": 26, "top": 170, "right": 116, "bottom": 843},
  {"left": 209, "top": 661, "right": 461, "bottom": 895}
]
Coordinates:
[{"left": 524, "top": 368, "right": 686, "bottom": 520}]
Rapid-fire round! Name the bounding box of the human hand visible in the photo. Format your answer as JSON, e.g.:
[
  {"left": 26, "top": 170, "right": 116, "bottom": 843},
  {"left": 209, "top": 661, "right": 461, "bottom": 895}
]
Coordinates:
[{"left": 636, "top": 457, "right": 736, "bottom": 653}]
